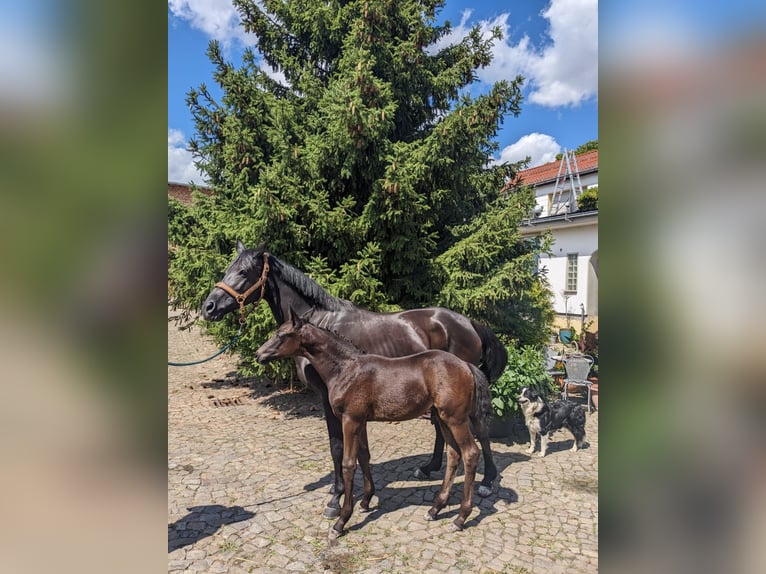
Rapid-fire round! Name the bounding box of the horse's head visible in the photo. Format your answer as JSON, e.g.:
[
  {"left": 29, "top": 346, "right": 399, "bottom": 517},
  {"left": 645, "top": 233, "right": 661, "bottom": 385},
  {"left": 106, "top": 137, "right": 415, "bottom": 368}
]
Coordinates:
[
  {"left": 201, "top": 240, "right": 270, "bottom": 321},
  {"left": 255, "top": 306, "right": 311, "bottom": 364}
]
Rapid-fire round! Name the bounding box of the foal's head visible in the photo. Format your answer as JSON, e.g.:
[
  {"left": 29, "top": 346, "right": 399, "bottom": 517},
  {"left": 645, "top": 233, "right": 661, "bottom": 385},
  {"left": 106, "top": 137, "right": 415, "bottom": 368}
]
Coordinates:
[{"left": 255, "top": 307, "right": 312, "bottom": 364}]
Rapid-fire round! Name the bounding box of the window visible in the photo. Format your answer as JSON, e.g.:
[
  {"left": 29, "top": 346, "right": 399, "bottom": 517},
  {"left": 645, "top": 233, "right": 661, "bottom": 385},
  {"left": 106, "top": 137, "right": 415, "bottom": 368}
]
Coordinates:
[{"left": 566, "top": 253, "right": 578, "bottom": 292}]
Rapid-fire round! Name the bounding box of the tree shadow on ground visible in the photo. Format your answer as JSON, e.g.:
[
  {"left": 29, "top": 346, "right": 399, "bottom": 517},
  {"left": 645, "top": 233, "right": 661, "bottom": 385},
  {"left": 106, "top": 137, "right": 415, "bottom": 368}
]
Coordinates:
[
  {"left": 200, "top": 370, "right": 324, "bottom": 419},
  {"left": 168, "top": 505, "right": 255, "bottom": 552}
]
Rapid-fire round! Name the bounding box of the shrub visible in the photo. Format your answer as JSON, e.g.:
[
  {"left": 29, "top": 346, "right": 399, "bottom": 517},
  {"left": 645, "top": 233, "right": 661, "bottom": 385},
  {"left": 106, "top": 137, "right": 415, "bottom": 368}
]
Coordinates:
[
  {"left": 491, "top": 345, "right": 558, "bottom": 418},
  {"left": 577, "top": 186, "right": 598, "bottom": 211}
]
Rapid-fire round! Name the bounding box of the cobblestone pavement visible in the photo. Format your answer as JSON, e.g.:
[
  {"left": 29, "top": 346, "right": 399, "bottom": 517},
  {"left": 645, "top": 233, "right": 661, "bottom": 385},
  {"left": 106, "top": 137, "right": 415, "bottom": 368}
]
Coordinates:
[{"left": 168, "top": 310, "right": 598, "bottom": 573}]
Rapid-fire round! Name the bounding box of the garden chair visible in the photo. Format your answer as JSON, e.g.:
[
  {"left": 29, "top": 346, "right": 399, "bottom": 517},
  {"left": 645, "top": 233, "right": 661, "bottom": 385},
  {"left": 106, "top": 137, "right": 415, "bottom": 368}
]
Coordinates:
[{"left": 562, "top": 354, "right": 596, "bottom": 412}]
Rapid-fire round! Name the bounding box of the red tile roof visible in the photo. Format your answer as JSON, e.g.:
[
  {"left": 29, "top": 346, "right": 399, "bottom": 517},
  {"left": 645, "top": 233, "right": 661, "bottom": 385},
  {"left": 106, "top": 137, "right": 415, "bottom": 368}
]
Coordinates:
[
  {"left": 509, "top": 149, "right": 598, "bottom": 188},
  {"left": 168, "top": 182, "right": 212, "bottom": 205}
]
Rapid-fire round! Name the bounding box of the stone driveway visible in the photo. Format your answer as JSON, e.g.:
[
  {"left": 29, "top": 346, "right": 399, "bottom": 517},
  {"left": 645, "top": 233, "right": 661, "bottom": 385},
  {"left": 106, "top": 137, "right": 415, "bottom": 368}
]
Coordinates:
[{"left": 168, "top": 311, "right": 598, "bottom": 573}]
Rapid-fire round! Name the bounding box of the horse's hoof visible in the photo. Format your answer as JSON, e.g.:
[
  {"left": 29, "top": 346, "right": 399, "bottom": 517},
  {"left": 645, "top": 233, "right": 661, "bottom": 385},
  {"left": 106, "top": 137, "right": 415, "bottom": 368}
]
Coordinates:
[
  {"left": 477, "top": 485, "right": 492, "bottom": 498},
  {"left": 413, "top": 468, "right": 430, "bottom": 480},
  {"left": 327, "top": 527, "right": 343, "bottom": 541},
  {"left": 452, "top": 520, "right": 465, "bottom": 532},
  {"left": 323, "top": 506, "right": 341, "bottom": 519},
  {"left": 424, "top": 509, "right": 438, "bottom": 521},
  {"left": 360, "top": 500, "right": 375, "bottom": 513}
]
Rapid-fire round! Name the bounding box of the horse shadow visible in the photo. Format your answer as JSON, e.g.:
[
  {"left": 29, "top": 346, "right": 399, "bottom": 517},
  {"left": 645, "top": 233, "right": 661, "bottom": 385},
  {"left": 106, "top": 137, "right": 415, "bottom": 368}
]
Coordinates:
[
  {"left": 303, "top": 448, "right": 528, "bottom": 531},
  {"left": 168, "top": 505, "right": 255, "bottom": 552}
]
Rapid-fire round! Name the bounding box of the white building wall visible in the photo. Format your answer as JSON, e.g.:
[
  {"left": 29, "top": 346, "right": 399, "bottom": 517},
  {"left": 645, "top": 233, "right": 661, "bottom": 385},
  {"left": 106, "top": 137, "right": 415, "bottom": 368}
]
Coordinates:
[{"left": 538, "top": 223, "right": 598, "bottom": 317}]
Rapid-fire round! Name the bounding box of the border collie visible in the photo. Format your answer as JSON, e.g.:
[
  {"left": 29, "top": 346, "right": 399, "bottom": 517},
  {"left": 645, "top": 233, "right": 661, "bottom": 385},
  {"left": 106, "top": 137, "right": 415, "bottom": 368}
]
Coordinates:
[{"left": 518, "top": 387, "right": 586, "bottom": 457}]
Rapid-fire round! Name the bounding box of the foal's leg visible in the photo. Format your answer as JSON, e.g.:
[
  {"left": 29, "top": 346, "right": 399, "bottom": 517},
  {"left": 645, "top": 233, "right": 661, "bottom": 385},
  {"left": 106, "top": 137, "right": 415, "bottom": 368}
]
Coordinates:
[
  {"left": 356, "top": 426, "right": 375, "bottom": 511},
  {"left": 425, "top": 420, "right": 460, "bottom": 522},
  {"left": 330, "top": 417, "right": 363, "bottom": 539},
  {"left": 448, "top": 422, "right": 480, "bottom": 530},
  {"left": 470, "top": 414, "right": 498, "bottom": 497},
  {"left": 414, "top": 407, "right": 444, "bottom": 479}
]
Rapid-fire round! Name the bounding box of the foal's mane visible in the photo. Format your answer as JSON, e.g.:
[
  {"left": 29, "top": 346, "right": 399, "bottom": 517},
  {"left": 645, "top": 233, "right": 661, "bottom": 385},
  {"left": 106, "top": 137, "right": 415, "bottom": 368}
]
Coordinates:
[
  {"left": 304, "top": 321, "right": 367, "bottom": 356},
  {"left": 267, "top": 254, "right": 356, "bottom": 312}
]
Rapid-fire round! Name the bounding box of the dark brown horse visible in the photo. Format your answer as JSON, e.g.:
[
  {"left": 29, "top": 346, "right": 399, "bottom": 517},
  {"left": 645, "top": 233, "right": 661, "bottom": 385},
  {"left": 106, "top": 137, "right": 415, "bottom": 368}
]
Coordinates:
[
  {"left": 255, "top": 309, "right": 492, "bottom": 537},
  {"left": 201, "top": 241, "right": 508, "bottom": 517}
]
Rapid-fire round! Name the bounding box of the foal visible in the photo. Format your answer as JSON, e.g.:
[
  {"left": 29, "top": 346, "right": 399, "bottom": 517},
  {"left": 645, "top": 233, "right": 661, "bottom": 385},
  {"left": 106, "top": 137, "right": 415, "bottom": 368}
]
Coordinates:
[{"left": 255, "top": 309, "right": 492, "bottom": 538}]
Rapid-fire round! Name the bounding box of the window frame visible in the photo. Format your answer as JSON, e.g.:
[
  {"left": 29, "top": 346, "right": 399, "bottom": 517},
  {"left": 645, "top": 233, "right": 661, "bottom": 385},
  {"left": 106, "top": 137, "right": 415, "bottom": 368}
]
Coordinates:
[{"left": 565, "top": 253, "right": 578, "bottom": 293}]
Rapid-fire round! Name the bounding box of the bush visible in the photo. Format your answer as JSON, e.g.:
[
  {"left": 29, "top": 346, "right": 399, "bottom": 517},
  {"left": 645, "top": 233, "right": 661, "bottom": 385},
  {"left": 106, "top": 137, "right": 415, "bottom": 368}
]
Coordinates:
[
  {"left": 491, "top": 345, "right": 558, "bottom": 418},
  {"left": 577, "top": 186, "right": 598, "bottom": 211}
]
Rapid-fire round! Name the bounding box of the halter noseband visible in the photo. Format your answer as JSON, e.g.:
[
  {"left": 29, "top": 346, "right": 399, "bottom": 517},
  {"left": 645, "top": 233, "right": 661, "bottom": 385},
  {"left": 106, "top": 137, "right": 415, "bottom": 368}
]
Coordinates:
[{"left": 215, "top": 252, "right": 271, "bottom": 324}]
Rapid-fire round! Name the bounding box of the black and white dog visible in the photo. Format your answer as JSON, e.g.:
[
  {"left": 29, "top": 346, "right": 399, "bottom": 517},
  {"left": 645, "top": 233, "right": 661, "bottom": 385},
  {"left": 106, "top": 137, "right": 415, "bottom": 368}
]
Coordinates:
[{"left": 518, "top": 387, "right": 586, "bottom": 457}]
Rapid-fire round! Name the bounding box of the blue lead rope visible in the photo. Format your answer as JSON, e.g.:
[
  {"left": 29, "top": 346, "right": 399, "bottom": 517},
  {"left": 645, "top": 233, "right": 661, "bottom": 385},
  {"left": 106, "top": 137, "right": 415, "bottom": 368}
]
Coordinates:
[{"left": 168, "top": 333, "right": 240, "bottom": 367}]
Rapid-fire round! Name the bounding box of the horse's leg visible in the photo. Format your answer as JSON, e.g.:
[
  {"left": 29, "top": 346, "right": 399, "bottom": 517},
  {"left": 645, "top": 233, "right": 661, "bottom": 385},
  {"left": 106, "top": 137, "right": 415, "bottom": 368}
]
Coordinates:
[
  {"left": 470, "top": 414, "right": 498, "bottom": 497},
  {"left": 448, "top": 422, "right": 480, "bottom": 531},
  {"left": 414, "top": 407, "right": 444, "bottom": 479},
  {"left": 330, "top": 417, "right": 362, "bottom": 539},
  {"left": 425, "top": 420, "right": 459, "bottom": 522},
  {"left": 319, "top": 388, "right": 345, "bottom": 519},
  {"left": 357, "top": 426, "right": 375, "bottom": 511}
]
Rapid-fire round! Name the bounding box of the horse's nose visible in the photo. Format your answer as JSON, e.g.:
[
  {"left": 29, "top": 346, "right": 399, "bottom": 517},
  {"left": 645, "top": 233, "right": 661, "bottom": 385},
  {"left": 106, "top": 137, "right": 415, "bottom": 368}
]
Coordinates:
[{"left": 204, "top": 300, "right": 216, "bottom": 316}]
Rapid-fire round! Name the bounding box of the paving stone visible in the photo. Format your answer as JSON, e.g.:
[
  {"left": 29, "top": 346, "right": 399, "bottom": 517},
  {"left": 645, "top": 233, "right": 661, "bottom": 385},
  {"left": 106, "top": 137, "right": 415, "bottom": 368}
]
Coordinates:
[{"left": 168, "top": 307, "right": 598, "bottom": 573}]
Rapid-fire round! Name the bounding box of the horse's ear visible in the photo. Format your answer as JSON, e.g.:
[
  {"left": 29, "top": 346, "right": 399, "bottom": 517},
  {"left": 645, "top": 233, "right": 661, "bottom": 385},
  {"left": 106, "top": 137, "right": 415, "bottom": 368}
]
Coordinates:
[{"left": 236, "top": 239, "right": 246, "bottom": 254}]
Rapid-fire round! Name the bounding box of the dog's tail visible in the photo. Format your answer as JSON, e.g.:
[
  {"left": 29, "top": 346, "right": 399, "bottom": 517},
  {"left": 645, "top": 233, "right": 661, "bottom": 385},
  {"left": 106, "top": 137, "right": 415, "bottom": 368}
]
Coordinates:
[
  {"left": 571, "top": 404, "right": 587, "bottom": 439},
  {"left": 469, "top": 363, "right": 492, "bottom": 433}
]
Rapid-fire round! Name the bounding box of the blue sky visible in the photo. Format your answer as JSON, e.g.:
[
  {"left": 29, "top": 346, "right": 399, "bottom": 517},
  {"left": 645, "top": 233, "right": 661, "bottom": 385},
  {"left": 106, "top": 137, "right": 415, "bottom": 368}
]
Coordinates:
[{"left": 168, "top": 0, "right": 598, "bottom": 184}]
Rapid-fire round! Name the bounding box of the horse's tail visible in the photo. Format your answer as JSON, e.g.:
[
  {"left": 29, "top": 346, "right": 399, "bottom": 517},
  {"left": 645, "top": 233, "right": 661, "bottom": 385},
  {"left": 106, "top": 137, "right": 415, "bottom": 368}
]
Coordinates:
[
  {"left": 469, "top": 363, "right": 492, "bottom": 433},
  {"left": 470, "top": 319, "right": 508, "bottom": 384}
]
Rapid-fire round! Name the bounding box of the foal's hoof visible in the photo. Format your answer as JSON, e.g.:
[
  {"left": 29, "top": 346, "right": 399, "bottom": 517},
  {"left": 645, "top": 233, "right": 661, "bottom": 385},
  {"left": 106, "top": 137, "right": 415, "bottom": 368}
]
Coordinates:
[
  {"left": 413, "top": 468, "right": 430, "bottom": 480},
  {"left": 477, "top": 484, "right": 493, "bottom": 498},
  {"left": 323, "top": 506, "right": 341, "bottom": 519},
  {"left": 327, "top": 527, "right": 343, "bottom": 541}
]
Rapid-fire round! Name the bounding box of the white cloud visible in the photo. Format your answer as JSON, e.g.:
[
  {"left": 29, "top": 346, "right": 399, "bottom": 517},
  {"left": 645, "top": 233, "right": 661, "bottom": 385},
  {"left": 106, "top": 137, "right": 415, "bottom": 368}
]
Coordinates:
[
  {"left": 433, "top": 1, "right": 597, "bottom": 108},
  {"left": 527, "top": 0, "right": 598, "bottom": 107},
  {"left": 168, "top": 129, "right": 208, "bottom": 185},
  {"left": 496, "top": 133, "right": 561, "bottom": 167},
  {"left": 168, "top": 0, "right": 256, "bottom": 47}
]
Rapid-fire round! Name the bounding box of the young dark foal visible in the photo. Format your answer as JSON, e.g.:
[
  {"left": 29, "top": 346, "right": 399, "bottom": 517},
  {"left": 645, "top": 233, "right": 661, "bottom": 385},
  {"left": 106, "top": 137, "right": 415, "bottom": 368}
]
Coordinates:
[
  {"left": 256, "top": 310, "right": 492, "bottom": 538},
  {"left": 201, "top": 241, "right": 507, "bottom": 517}
]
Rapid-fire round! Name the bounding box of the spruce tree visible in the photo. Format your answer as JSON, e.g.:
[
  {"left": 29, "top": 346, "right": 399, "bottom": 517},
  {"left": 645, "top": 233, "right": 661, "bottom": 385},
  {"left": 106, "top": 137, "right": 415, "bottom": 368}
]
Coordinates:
[{"left": 169, "top": 0, "right": 553, "bottom": 375}]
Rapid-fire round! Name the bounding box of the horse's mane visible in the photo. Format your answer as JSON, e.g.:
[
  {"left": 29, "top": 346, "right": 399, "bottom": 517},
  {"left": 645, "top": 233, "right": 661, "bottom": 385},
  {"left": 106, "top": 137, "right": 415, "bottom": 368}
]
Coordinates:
[{"left": 268, "top": 254, "right": 356, "bottom": 312}]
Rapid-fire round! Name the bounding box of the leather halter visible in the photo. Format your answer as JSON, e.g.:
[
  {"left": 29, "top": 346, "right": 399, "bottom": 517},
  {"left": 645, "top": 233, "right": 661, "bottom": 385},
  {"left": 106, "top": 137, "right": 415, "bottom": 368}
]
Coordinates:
[{"left": 215, "top": 252, "right": 270, "bottom": 324}]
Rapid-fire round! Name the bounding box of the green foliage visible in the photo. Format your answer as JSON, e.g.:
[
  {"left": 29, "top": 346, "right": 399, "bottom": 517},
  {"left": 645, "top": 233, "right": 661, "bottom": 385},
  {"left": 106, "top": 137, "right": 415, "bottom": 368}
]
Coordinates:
[
  {"left": 555, "top": 140, "right": 598, "bottom": 161},
  {"left": 491, "top": 345, "right": 558, "bottom": 419},
  {"left": 169, "top": 0, "right": 553, "bottom": 382},
  {"left": 577, "top": 186, "right": 598, "bottom": 211}
]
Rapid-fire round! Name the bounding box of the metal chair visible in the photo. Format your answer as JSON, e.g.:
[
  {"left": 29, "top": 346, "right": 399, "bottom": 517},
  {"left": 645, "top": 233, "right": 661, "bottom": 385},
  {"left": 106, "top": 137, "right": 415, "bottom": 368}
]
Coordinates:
[
  {"left": 544, "top": 345, "right": 565, "bottom": 380},
  {"left": 562, "top": 354, "right": 595, "bottom": 412}
]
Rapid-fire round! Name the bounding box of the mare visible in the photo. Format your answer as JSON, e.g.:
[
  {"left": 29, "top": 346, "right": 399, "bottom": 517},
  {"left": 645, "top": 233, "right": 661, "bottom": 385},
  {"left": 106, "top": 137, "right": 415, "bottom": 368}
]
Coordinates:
[
  {"left": 201, "top": 241, "right": 508, "bottom": 517},
  {"left": 255, "top": 309, "right": 492, "bottom": 537}
]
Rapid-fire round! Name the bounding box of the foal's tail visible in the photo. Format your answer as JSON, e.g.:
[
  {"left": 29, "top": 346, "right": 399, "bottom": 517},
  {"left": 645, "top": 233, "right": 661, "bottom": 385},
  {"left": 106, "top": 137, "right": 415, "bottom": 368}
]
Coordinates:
[
  {"left": 470, "top": 319, "right": 508, "bottom": 384},
  {"left": 469, "top": 363, "right": 492, "bottom": 433}
]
